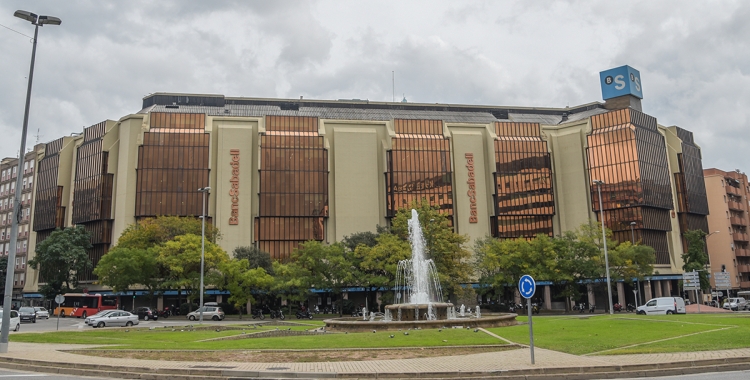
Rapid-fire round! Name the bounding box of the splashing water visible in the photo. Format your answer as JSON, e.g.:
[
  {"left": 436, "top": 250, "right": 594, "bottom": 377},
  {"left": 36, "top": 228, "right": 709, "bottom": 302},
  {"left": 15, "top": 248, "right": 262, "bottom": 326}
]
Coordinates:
[{"left": 394, "top": 209, "right": 445, "bottom": 304}]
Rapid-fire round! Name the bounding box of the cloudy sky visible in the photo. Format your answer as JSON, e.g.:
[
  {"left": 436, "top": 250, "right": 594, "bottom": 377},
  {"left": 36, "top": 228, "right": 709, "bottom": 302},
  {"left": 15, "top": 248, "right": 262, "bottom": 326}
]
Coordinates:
[{"left": 0, "top": 1, "right": 747, "bottom": 170}]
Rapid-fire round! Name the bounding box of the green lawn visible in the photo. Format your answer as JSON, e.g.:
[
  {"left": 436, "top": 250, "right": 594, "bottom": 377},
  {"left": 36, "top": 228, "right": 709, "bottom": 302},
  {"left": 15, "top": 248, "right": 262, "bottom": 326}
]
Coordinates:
[
  {"left": 11, "top": 314, "right": 750, "bottom": 355},
  {"left": 488, "top": 314, "right": 750, "bottom": 355},
  {"left": 10, "top": 325, "right": 500, "bottom": 350}
]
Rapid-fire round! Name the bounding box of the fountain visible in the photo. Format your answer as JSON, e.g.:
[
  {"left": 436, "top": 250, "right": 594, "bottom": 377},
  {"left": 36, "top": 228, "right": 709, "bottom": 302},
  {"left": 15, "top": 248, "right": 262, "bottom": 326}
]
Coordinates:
[{"left": 324, "top": 209, "right": 517, "bottom": 331}]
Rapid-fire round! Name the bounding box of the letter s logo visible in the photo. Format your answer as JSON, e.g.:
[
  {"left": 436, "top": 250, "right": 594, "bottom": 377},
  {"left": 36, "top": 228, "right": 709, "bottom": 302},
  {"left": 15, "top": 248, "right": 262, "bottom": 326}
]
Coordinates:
[
  {"left": 634, "top": 77, "right": 641, "bottom": 92},
  {"left": 614, "top": 75, "right": 626, "bottom": 90}
]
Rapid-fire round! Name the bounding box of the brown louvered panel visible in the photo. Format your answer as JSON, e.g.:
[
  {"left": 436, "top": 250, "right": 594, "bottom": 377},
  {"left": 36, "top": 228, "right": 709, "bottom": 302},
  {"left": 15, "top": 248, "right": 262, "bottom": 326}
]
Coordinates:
[
  {"left": 80, "top": 220, "right": 113, "bottom": 245},
  {"left": 33, "top": 143, "right": 63, "bottom": 232},
  {"left": 135, "top": 129, "right": 210, "bottom": 218},
  {"left": 83, "top": 121, "right": 107, "bottom": 142},
  {"left": 79, "top": 244, "right": 109, "bottom": 282},
  {"left": 386, "top": 121, "right": 453, "bottom": 221},
  {"left": 256, "top": 116, "right": 328, "bottom": 260},
  {"left": 492, "top": 122, "right": 554, "bottom": 238},
  {"left": 149, "top": 112, "right": 205, "bottom": 129},
  {"left": 72, "top": 136, "right": 107, "bottom": 224}
]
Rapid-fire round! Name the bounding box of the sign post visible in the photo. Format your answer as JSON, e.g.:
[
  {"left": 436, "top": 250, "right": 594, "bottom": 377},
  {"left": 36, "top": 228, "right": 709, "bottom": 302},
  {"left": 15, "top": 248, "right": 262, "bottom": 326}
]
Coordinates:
[
  {"left": 519, "top": 275, "right": 536, "bottom": 364},
  {"left": 714, "top": 272, "right": 731, "bottom": 307},
  {"left": 683, "top": 271, "right": 700, "bottom": 313},
  {"left": 54, "top": 294, "right": 65, "bottom": 331}
]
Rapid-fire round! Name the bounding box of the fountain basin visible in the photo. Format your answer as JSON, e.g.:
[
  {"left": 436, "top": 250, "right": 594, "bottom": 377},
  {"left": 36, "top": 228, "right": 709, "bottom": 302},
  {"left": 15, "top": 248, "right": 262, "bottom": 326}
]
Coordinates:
[
  {"left": 323, "top": 313, "right": 518, "bottom": 332},
  {"left": 385, "top": 302, "right": 454, "bottom": 321}
]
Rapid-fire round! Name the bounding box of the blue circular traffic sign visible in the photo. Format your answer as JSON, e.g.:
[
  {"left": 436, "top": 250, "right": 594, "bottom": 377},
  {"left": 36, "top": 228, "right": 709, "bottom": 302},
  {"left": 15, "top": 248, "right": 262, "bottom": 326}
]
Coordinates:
[{"left": 519, "top": 275, "right": 536, "bottom": 299}]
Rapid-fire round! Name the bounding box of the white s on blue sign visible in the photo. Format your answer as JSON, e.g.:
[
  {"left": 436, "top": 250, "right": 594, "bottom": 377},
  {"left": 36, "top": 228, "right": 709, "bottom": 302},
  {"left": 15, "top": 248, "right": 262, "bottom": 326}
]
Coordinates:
[{"left": 600, "top": 65, "right": 643, "bottom": 100}]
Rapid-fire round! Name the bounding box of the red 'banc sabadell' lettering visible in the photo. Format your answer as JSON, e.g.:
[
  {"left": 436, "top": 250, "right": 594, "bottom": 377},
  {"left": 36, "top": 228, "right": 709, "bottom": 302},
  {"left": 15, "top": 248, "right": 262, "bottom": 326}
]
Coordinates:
[
  {"left": 229, "top": 149, "right": 239, "bottom": 225},
  {"left": 465, "top": 153, "right": 477, "bottom": 223}
]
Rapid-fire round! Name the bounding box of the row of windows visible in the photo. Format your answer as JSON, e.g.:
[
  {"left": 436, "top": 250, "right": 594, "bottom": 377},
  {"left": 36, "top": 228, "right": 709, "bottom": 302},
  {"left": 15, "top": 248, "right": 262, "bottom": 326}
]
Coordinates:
[{"left": 0, "top": 161, "right": 35, "bottom": 181}]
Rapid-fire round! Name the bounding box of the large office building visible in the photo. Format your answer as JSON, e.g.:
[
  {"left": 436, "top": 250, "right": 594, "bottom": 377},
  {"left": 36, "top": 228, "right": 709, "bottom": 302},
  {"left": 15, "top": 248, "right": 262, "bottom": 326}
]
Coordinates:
[
  {"left": 704, "top": 168, "right": 750, "bottom": 292},
  {"left": 9, "top": 66, "right": 711, "bottom": 306}
]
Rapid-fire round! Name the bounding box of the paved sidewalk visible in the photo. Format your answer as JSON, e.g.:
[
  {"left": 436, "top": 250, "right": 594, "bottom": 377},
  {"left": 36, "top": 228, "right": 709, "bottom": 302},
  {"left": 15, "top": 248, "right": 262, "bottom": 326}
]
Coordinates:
[{"left": 0, "top": 342, "right": 749, "bottom": 377}]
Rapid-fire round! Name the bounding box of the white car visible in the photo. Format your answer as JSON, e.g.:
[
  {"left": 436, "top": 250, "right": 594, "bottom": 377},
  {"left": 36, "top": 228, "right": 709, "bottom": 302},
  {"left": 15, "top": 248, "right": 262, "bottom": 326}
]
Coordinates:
[
  {"left": 637, "top": 297, "right": 686, "bottom": 315},
  {"left": 89, "top": 311, "right": 139, "bottom": 328},
  {"left": 723, "top": 298, "right": 747, "bottom": 311},
  {"left": 0, "top": 310, "right": 21, "bottom": 332},
  {"left": 33, "top": 307, "right": 49, "bottom": 319}
]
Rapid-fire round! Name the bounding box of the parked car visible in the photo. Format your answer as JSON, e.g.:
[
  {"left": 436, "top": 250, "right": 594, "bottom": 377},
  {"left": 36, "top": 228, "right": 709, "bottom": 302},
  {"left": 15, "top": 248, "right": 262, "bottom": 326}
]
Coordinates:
[
  {"left": 636, "top": 297, "right": 686, "bottom": 315},
  {"left": 89, "top": 311, "right": 139, "bottom": 328},
  {"left": 723, "top": 297, "right": 747, "bottom": 311},
  {"left": 85, "top": 310, "right": 120, "bottom": 326},
  {"left": 186, "top": 306, "right": 225, "bottom": 321},
  {"left": 131, "top": 307, "right": 159, "bottom": 321},
  {"left": 33, "top": 307, "right": 49, "bottom": 319},
  {"left": 0, "top": 310, "right": 20, "bottom": 332},
  {"left": 17, "top": 307, "right": 37, "bottom": 323}
]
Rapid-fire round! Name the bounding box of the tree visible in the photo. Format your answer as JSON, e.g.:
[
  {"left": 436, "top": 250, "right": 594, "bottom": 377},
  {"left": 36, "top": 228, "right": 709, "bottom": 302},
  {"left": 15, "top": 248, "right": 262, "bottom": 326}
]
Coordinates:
[
  {"left": 291, "top": 241, "right": 353, "bottom": 315},
  {"left": 219, "top": 258, "right": 274, "bottom": 318},
  {"left": 389, "top": 201, "right": 473, "bottom": 302},
  {"left": 683, "top": 230, "right": 710, "bottom": 290},
  {"left": 552, "top": 231, "right": 602, "bottom": 306},
  {"left": 28, "top": 226, "right": 93, "bottom": 299},
  {"left": 157, "top": 234, "right": 230, "bottom": 307},
  {"left": 342, "top": 231, "right": 379, "bottom": 252},
  {"left": 272, "top": 260, "right": 313, "bottom": 313},
  {"left": 116, "top": 216, "right": 220, "bottom": 249},
  {"left": 232, "top": 246, "right": 274, "bottom": 274},
  {"left": 351, "top": 232, "right": 411, "bottom": 307},
  {"left": 94, "top": 247, "right": 161, "bottom": 301},
  {"left": 608, "top": 242, "right": 656, "bottom": 282}
]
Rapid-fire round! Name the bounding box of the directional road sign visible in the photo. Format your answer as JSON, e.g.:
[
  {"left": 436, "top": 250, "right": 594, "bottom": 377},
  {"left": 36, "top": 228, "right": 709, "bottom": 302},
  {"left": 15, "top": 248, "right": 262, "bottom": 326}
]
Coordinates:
[
  {"left": 683, "top": 271, "right": 700, "bottom": 290},
  {"left": 519, "top": 275, "right": 536, "bottom": 299},
  {"left": 714, "top": 272, "right": 731, "bottom": 288}
]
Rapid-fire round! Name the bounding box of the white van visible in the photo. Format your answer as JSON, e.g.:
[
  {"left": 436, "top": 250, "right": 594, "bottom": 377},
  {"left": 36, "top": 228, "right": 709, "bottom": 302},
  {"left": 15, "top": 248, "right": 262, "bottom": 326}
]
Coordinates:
[{"left": 636, "top": 297, "right": 686, "bottom": 315}]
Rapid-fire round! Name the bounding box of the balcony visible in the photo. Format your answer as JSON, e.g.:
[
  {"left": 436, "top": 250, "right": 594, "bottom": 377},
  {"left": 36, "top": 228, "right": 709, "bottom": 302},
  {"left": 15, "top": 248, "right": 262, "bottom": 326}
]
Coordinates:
[
  {"left": 731, "top": 216, "right": 747, "bottom": 226},
  {"left": 742, "top": 281, "right": 750, "bottom": 289},
  {"left": 733, "top": 232, "right": 750, "bottom": 242},
  {"left": 729, "top": 200, "right": 745, "bottom": 211},
  {"left": 738, "top": 264, "right": 750, "bottom": 274},
  {"left": 737, "top": 248, "right": 750, "bottom": 257},
  {"left": 727, "top": 186, "right": 741, "bottom": 196}
]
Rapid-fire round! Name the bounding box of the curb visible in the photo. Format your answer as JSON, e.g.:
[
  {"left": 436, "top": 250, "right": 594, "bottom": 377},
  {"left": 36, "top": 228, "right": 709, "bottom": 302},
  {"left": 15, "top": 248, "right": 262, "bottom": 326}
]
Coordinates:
[{"left": 0, "top": 355, "right": 749, "bottom": 379}]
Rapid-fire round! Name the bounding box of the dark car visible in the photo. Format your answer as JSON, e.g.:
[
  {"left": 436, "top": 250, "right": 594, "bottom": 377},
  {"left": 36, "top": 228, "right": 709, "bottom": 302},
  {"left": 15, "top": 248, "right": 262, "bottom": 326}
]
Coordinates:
[
  {"left": 18, "top": 307, "right": 36, "bottom": 323},
  {"left": 131, "top": 307, "right": 158, "bottom": 321}
]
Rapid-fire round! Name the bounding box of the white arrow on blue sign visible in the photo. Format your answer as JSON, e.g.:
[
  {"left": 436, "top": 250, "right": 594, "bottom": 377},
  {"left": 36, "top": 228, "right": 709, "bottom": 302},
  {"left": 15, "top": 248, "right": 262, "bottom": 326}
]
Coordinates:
[{"left": 519, "top": 275, "right": 536, "bottom": 299}]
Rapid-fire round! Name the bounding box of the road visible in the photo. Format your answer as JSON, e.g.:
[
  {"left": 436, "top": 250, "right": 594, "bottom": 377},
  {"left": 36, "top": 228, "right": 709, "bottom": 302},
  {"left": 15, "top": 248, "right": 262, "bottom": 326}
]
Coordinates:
[{"left": 11, "top": 314, "right": 238, "bottom": 333}]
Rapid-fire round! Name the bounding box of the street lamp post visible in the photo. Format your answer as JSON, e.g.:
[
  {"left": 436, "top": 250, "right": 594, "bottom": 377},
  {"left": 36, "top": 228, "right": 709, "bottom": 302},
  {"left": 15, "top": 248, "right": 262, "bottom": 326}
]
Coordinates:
[
  {"left": 630, "top": 221, "right": 641, "bottom": 307},
  {"left": 1, "top": 10, "right": 61, "bottom": 354},
  {"left": 593, "top": 180, "right": 614, "bottom": 315},
  {"left": 197, "top": 187, "right": 210, "bottom": 323}
]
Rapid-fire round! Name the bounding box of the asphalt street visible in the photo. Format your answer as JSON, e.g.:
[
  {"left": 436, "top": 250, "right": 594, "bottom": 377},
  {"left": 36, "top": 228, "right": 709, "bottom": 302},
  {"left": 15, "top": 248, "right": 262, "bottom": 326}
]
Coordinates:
[{"left": 10, "top": 314, "right": 235, "bottom": 333}]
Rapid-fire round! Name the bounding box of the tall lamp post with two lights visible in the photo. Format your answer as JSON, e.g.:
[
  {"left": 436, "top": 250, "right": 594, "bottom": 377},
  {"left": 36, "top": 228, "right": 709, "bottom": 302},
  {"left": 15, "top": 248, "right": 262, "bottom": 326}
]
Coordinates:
[
  {"left": 1, "top": 10, "right": 61, "bottom": 354},
  {"left": 593, "top": 180, "right": 614, "bottom": 315},
  {"left": 197, "top": 187, "right": 211, "bottom": 323}
]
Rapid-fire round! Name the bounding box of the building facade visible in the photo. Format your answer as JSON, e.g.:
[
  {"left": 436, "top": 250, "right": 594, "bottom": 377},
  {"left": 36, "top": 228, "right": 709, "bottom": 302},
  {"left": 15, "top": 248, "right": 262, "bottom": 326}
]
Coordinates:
[
  {"left": 704, "top": 168, "right": 750, "bottom": 292},
  {"left": 10, "top": 92, "right": 711, "bottom": 306}
]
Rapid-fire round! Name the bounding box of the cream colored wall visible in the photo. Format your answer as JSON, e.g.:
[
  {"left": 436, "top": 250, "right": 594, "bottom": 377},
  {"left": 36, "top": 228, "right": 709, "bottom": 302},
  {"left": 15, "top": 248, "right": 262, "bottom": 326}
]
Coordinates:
[
  {"left": 447, "top": 124, "right": 493, "bottom": 246},
  {"left": 22, "top": 145, "right": 47, "bottom": 293},
  {"left": 211, "top": 117, "right": 259, "bottom": 255},
  {"left": 704, "top": 174, "right": 737, "bottom": 288},
  {"left": 325, "top": 121, "right": 389, "bottom": 242},
  {"left": 111, "top": 115, "right": 146, "bottom": 243},
  {"left": 543, "top": 120, "right": 596, "bottom": 233}
]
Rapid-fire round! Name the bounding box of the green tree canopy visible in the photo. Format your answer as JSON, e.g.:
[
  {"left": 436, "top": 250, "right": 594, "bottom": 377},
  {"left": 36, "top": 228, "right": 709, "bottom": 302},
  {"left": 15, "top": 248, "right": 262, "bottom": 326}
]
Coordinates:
[
  {"left": 351, "top": 232, "right": 411, "bottom": 305},
  {"left": 157, "top": 234, "right": 230, "bottom": 305},
  {"left": 29, "top": 226, "right": 93, "bottom": 299},
  {"left": 232, "top": 246, "right": 274, "bottom": 275},
  {"left": 682, "top": 229, "right": 710, "bottom": 290},
  {"left": 93, "top": 247, "right": 160, "bottom": 295},
  {"left": 117, "top": 216, "right": 220, "bottom": 250},
  {"left": 219, "top": 258, "right": 274, "bottom": 317},
  {"left": 342, "top": 231, "right": 379, "bottom": 252},
  {"left": 290, "top": 241, "right": 353, "bottom": 314}
]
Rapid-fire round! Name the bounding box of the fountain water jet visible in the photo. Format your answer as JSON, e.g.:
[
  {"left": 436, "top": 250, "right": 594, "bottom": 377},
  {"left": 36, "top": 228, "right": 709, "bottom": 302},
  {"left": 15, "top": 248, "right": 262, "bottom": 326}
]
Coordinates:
[{"left": 323, "top": 209, "right": 517, "bottom": 331}]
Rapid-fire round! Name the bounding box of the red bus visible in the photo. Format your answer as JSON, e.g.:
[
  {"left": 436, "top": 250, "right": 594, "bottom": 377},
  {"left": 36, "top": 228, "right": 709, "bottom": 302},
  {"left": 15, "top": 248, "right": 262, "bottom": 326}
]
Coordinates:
[{"left": 53, "top": 293, "right": 118, "bottom": 318}]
